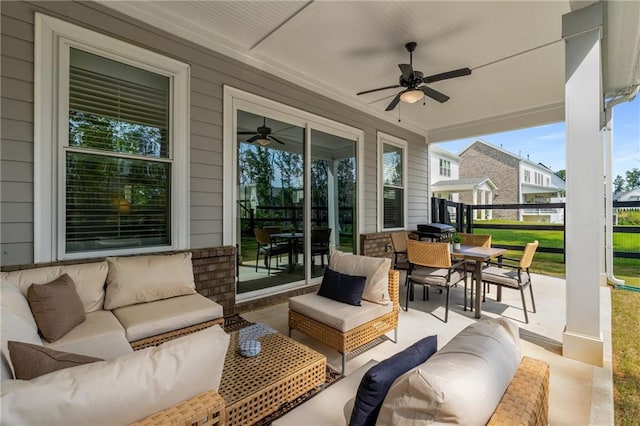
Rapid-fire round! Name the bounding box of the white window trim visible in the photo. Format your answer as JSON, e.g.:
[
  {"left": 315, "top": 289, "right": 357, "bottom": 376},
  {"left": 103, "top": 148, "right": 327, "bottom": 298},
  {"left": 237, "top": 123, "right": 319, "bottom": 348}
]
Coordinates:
[
  {"left": 377, "top": 132, "right": 408, "bottom": 231},
  {"left": 34, "top": 13, "right": 190, "bottom": 261},
  {"left": 223, "top": 86, "right": 365, "bottom": 290}
]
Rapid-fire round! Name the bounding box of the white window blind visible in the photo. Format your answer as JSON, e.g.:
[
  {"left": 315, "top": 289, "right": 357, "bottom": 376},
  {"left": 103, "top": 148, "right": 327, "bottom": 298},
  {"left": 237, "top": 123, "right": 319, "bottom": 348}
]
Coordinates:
[
  {"left": 65, "top": 48, "right": 172, "bottom": 253},
  {"left": 382, "top": 143, "right": 404, "bottom": 228}
]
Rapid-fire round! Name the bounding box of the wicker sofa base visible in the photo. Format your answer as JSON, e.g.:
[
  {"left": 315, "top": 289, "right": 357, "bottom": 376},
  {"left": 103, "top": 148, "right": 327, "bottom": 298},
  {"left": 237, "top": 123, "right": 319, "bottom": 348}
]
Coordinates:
[
  {"left": 130, "top": 318, "right": 224, "bottom": 350},
  {"left": 488, "top": 356, "right": 550, "bottom": 426},
  {"left": 131, "top": 390, "right": 225, "bottom": 426}
]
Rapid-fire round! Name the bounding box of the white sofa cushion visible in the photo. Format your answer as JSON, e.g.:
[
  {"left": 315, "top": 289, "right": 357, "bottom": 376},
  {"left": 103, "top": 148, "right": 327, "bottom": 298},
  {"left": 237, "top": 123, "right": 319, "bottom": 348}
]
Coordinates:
[
  {"left": 1, "top": 280, "right": 37, "bottom": 331},
  {"left": 104, "top": 252, "right": 196, "bottom": 310},
  {"left": 0, "top": 326, "right": 230, "bottom": 426},
  {"left": 329, "top": 250, "right": 391, "bottom": 305},
  {"left": 45, "top": 310, "right": 132, "bottom": 360},
  {"left": 1, "top": 307, "right": 43, "bottom": 380},
  {"left": 1, "top": 262, "right": 108, "bottom": 313},
  {"left": 112, "top": 293, "right": 223, "bottom": 342},
  {"left": 289, "top": 293, "right": 393, "bottom": 332},
  {"left": 377, "top": 317, "right": 521, "bottom": 425}
]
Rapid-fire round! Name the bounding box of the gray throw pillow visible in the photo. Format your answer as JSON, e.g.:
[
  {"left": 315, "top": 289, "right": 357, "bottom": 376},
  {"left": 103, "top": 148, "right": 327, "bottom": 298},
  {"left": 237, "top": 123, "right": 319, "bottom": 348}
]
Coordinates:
[
  {"left": 27, "top": 273, "right": 86, "bottom": 342},
  {"left": 8, "top": 341, "right": 102, "bottom": 380}
]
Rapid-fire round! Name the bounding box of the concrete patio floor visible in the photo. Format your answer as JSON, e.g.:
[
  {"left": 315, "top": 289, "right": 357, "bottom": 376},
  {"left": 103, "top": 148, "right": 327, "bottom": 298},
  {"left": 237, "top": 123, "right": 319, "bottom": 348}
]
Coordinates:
[{"left": 243, "top": 272, "right": 614, "bottom": 425}]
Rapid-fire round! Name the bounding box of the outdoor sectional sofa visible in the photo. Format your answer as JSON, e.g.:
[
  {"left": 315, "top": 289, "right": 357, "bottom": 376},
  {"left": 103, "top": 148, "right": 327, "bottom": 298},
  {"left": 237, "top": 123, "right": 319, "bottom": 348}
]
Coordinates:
[{"left": 1, "top": 251, "right": 227, "bottom": 424}]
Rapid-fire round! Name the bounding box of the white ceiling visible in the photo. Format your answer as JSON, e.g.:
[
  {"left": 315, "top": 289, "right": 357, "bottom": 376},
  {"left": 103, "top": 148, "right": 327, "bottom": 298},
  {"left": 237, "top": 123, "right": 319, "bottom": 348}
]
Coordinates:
[{"left": 100, "top": 1, "right": 640, "bottom": 142}]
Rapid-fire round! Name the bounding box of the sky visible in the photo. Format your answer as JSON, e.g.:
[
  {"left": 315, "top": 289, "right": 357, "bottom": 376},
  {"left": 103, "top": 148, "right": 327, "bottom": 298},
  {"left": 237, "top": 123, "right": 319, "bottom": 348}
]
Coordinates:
[{"left": 435, "top": 95, "right": 640, "bottom": 180}]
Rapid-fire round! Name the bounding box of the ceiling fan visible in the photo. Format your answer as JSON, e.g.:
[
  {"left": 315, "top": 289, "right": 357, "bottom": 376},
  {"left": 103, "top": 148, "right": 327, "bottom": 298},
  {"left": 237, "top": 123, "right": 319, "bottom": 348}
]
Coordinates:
[
  {"left": 238, "top": 117, "right": 285, "bottom": 146},
  {"left": 357, "top": 41, "right": 471, "bottom": 111}
]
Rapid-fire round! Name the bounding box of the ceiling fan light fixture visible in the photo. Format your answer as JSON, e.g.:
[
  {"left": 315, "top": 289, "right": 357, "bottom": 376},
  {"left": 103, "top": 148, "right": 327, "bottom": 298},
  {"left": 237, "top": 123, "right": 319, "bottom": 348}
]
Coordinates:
[
  {"left": 255, "top": 138, "right": 271, "bottom": 147},
  {"left": 400, "top": 89, "right": 424, "bottom": 104}
]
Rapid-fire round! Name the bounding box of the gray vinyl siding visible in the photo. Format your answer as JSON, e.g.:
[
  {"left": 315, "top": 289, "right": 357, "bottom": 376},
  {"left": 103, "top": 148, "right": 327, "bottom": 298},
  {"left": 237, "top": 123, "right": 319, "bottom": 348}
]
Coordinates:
[{"left": 0, "top": 0, "right": 430, "bottom": 266}]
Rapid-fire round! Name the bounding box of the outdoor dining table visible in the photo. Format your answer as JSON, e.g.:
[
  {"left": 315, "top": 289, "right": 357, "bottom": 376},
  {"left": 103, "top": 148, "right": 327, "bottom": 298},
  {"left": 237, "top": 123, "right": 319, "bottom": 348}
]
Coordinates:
[
  {"left": 451, "top": 245, "right": 507, "bottom": 319},
  {"left": 270, "top": 232, "right": 304, "bottom": 272}
]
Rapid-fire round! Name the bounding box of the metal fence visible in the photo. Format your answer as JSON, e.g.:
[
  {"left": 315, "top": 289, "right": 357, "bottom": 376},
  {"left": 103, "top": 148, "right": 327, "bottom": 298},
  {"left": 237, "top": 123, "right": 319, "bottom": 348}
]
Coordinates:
[{"left": 430, "top": 198, "right": 640, "bottom": 260}]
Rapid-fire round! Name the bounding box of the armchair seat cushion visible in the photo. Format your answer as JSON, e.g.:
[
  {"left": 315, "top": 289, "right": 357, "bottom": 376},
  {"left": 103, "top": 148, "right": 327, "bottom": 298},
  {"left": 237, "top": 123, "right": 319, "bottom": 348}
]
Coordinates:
[
  {"left": 482, "top": 266, "right": 522, "bottom": 288},
  {"left": 289, "top": 293, "right": 392, "bottom": 332},
  {"left": 409, "top": 267, "right": 462, "bottom": 287},
  {"left": 45, "top": 310, "right": 132, "bottom": 360},
  {"left": 112, "top": 293, "right": 223, "bottom": 342}
]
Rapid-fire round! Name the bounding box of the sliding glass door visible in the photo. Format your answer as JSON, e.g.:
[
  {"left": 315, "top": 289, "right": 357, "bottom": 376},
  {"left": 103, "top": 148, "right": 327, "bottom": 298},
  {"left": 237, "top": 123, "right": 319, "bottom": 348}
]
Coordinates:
[
  {"left": 310, "top": 129, "right": 357, "bottom": 278},
  {"left": 236, "top": 110, "right": 305, "bottom": 293},
  {"left": 234, "top": 112, "right": 359, "bottom": 295}
]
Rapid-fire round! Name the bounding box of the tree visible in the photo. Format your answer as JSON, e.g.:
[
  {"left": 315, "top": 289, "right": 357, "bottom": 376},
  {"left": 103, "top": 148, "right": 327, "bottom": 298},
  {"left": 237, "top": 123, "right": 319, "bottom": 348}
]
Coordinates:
[
  {"left": 613, "top": 175, "right": 626, "bottom": 193},
  {"left": 624, "top": 168, "right": 640, "bottom": 190},
  {"left": 555, "top": 169, "right": 566, "bottom": 181},
  {"left": 242, "top": 146, "right": 274, "bottom": 208}
]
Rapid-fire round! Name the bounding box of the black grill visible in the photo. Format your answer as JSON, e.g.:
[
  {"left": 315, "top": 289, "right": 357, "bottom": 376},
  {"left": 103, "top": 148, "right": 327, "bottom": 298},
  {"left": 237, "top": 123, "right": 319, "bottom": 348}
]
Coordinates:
[{"left": 415, "top": 223, "right": 456, "bottom": 241}]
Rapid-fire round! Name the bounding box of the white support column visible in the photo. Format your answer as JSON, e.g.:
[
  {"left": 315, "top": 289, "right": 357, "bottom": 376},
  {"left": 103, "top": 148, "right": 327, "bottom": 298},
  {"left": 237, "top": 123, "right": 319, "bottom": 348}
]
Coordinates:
[
  {"left": 487, "top": 191, "right": 493, "bottom": 220},
  {"left": 562, "top": 3, "right": 605, "bottom": 366},
  {"left": 480, "top": 190, "right": 486, "bottom": 220},
  {"left": 327, "top": 160, "right": 338, "bottom": 250}
]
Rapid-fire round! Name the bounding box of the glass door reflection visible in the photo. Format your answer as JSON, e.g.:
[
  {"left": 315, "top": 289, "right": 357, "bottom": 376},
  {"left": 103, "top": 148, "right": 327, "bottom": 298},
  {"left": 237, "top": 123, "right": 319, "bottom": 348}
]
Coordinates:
[
  {"left": 236, "top": 110, "right": 305, "bottom": 293},
  {"left": 310, "top": 129, "right": 357, "bottom": 278}
]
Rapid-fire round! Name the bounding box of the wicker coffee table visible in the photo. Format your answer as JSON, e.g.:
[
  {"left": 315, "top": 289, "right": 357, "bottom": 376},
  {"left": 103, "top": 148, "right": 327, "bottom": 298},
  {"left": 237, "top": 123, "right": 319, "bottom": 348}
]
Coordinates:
[{"left": 219, "top": 324, "right": 327, "bottom": 426}]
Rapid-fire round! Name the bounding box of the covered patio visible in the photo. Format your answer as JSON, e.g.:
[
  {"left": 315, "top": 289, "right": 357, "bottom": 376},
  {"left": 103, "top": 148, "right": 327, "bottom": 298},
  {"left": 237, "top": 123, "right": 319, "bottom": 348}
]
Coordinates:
[{"left": 1, "top": 0, "right": 639, "bottom": 423}]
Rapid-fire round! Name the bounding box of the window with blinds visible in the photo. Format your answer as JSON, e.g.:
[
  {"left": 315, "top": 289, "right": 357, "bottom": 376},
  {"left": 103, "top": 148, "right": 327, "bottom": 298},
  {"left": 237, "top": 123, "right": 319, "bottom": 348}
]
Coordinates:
[
  {"left": 65, "top": 48, "right": 171, "bottom": 253},
  {"left": 382, "top": 143, "right": 404, "bottom": 228}
]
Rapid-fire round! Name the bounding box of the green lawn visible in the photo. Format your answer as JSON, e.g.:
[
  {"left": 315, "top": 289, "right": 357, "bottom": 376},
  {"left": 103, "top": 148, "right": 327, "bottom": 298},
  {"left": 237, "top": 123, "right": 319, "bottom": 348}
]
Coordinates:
[
  {"left": 611, "top": 288, "right": 640, "bottom": 425},
  {"left": 471, "top": 226, "right": 639, "bottom": 285}
]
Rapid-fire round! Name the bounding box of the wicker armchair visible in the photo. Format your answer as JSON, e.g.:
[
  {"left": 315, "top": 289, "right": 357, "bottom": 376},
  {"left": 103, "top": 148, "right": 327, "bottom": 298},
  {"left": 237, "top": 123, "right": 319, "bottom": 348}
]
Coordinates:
[
  {"left": 405, "top": 240, "right": 467, "bottom": 322},
  {"left": 482, "top": 241, "right": 539, "bottom": 323},
  {"left": 289, "top": 269, "right": 399, "bottom": 373}
]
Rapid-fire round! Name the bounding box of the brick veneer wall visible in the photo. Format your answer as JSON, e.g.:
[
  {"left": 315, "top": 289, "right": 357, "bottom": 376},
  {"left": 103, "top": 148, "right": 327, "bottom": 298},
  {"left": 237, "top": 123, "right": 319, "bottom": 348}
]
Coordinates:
[
  {"left": 360, "top": 232, "right": 394, "bottom": 259},
  {"left": 459, "top": 141, "right": 521, "bottom": 220},
  {"left": 1, "top": 246, "right": 238, "bottom": 315},
  {"left": 190, "top": 246, "right": 236, "bottom": 315}
]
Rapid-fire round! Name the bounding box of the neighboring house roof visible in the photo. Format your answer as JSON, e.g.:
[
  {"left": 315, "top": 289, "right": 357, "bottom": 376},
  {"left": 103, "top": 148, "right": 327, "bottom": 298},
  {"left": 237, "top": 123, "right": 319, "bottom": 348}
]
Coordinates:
[
  {"left": 550, "top": 172, "right": 566, "bottom": 190},
  {"left": 614, "top": 188, "right": 640, "bottom": 201},
  {"left": 429, "top": 144, "right": 460, "bottom": 161},
  {"left": 432, "top": 177, "right": 497, "bottom": 192}
]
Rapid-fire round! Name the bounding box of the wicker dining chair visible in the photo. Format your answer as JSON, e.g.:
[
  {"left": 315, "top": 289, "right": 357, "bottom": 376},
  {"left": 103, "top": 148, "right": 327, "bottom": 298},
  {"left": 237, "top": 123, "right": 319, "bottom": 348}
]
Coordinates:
[
  {"left": 405, "top": 240, "right": 467, "bottom": 323},
  {"left": 390, "top": 231, "right": 410, "bottom": 272},
  {"left": 310, "top": 227, "right": 331, "bottom": 269},
  {"left": 254, "top": 228, "right": 288, "bottom": 275},
  {"left": 457, "top": 233, "right": 492, "bottom": 308},
  {"left": 481, "top": 240, "right": 539, "bottom": 323}
]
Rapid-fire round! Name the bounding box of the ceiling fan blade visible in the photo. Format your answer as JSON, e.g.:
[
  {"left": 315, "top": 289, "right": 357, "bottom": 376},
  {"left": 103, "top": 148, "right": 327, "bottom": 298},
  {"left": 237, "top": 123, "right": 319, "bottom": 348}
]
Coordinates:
[
  {"left": 398, "top": 63, "right": 414, "bottom": 81},
  {"left": 246, "top": 135, "right": 260, "bottom": 143},
  {"left": 357, "top": 84, "right": 401, "bottom": 96},
  {"left": 238, "top": 131, "right": 256, "bottom": 135},
  {"left": 385, "top": 92, "right": 403, "bottom": 111},
  {"left": 269, "top": 135, "right": 286, "bottom": 145},
  {"left": 420, "top": 86, "right": 450, "bottom": 103},
  {"left": 423, "top": 67, "right": 471, "bottom": 84}
]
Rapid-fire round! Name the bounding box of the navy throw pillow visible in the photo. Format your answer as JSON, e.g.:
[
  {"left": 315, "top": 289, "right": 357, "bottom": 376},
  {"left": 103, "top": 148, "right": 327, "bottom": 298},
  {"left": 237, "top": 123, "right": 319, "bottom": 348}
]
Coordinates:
[
  {"left": 349, "top": 335, "right": 438, "bottom": 426},
  {"left": 317, "top": 267, "right": 366, "bottom": 306}
]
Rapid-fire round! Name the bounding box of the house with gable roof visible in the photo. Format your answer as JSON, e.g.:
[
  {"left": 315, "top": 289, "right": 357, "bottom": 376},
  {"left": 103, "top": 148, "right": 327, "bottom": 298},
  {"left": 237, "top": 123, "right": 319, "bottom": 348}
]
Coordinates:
[{"left": 458, "top": 139, "right": 565, "bottom": 222}]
